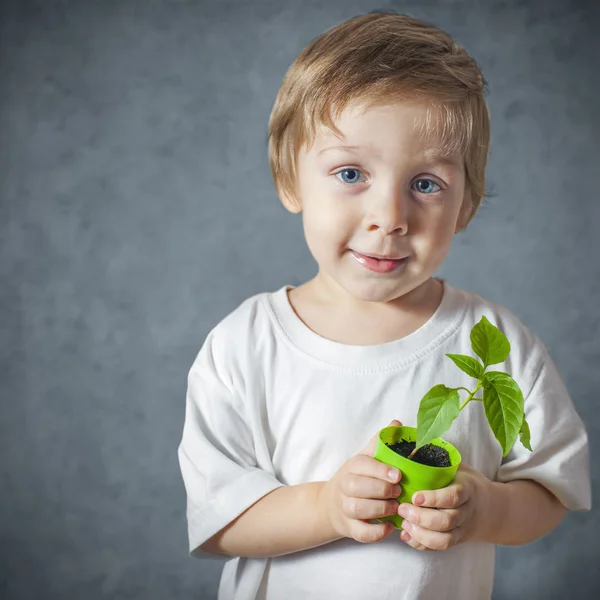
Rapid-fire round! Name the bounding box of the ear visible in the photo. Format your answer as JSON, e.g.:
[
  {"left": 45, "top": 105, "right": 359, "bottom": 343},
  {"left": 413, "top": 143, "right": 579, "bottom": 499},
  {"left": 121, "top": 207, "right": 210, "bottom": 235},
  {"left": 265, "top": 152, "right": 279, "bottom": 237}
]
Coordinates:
[
  {"left": 280, "top": 190, "right": 303, "bottom": 214},
  {"left": 454, "top": 193, "right": 471, "bottom": 233}
]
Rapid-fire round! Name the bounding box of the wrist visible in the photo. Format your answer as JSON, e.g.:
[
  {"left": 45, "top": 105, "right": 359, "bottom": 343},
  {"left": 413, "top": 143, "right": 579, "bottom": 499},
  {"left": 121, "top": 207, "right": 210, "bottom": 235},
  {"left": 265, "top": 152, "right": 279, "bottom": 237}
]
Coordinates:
[
  {"left": 474, "top": 479, "right": 507, "bottom": 543},
  {"left": 316, "top": 480, "right": 344, "bottom": 541}
]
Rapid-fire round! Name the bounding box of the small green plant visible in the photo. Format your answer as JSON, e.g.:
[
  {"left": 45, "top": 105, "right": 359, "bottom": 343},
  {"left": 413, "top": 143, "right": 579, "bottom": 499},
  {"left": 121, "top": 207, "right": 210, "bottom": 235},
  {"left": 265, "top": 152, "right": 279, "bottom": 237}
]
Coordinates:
[{"left": 409, "top": 316, "right": 532, "bottom": 461}]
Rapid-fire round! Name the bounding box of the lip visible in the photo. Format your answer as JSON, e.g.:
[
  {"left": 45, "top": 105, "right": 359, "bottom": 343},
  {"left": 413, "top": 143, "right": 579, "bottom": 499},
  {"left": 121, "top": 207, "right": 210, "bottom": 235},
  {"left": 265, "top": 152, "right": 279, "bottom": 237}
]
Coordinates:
[
  {"left": 356, "top": 251, "right": 407, "bottom": 261},
  {"left": 350, "top": 250, "right": 408, "bottom": 274}
]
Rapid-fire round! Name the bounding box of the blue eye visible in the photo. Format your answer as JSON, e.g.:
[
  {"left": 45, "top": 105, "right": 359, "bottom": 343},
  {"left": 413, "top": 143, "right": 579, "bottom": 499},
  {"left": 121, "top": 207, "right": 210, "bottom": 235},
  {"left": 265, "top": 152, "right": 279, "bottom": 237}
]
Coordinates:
[
  {"left": 336, "top": 168, "right": 366, "bottom": 185},
  {"left": 412, "top": 179, "right": 441, "bottom": 194}
]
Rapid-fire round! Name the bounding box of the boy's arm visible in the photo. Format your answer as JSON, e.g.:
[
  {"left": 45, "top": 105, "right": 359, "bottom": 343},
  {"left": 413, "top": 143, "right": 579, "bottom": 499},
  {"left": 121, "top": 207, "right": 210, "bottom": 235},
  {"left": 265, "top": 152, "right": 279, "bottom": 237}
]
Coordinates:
[
  {"left": 202, "top": 482, "right": 343, "bottom": 558},
  {"left": 395, "top": 464, "right": 572, "bottom": 552},
  {"left": 481, "top": 479, "right": 567, "bottom": 546},
  {"left": 202, "top": 421, "right": 405, "bottom": 558}
]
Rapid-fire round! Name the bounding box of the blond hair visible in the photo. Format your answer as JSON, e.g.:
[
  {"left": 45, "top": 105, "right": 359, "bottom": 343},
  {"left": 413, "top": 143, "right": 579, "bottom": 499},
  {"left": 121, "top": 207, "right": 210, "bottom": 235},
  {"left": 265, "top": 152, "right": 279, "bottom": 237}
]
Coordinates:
[{"left": 268, "top": 12, "right": 490, "bottom": 228}]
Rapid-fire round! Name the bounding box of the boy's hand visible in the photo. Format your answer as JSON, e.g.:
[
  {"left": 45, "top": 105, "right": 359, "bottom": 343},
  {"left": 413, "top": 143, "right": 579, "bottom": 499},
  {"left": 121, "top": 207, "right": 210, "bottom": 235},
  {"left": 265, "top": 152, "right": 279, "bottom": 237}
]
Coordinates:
[
  {"left": 396, "top": 462, "right": 495, "bottom": 551},
  {"left": 319, "top": 420, "right": 404, "bottom": 544}
]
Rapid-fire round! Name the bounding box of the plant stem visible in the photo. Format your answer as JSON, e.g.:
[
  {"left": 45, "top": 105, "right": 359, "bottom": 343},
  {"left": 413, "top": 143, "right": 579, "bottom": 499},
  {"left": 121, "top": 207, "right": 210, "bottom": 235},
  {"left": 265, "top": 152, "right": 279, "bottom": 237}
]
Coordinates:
[
  {"left": 407, "top": 446, "right": 419, "bottom": 460},
  {"left": 407, "top": 382, "right": 484, "bottom": 461},
  {"left": 459, "top": 381, "right": 482, "bottom": 411}
]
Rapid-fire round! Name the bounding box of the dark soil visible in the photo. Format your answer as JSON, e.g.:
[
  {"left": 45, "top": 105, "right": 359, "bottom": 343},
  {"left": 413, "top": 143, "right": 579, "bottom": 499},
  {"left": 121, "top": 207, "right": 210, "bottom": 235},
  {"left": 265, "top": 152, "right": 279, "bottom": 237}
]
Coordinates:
[{"left": 386, "top": 439, "right": 451, "bottom": 467}]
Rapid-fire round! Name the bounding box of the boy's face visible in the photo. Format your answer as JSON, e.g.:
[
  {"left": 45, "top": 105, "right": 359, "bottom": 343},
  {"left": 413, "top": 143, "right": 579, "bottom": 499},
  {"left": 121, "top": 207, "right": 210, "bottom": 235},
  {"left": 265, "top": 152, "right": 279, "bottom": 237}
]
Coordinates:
[{"left": 285, "top": 100, "right": 466, "bottom": 306}]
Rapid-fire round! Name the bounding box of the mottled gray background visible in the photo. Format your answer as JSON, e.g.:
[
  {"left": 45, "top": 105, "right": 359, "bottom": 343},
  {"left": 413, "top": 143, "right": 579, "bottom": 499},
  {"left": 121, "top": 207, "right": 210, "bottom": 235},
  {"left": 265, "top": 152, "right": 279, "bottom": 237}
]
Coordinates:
[{"left": 1, "top": 0, "right": 598, "bottom": 598}]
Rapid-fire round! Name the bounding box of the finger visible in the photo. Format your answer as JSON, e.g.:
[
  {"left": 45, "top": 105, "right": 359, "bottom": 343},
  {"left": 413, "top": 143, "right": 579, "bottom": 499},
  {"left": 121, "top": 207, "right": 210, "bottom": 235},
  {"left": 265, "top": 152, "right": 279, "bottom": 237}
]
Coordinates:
[
  {"left": 342, "top": 474, "right": 402, "bottom": 500},
  {"left": 397, "top": 504, "right": 464, "bottom": 532},
  {"left": 412, "top": 482, "right": 469, "bottom": 510},
  {"left": 359, "top": 420, "right": 403, "bottom": 456},
  {"left": 401, "top": 519, "right": 462, "bottom": 551},
  {"left": 351, "top": 519, "right": 396, "bottom": 544},
  {"left": 351, "top": 454, "right": 403, "bottom": 486},
  {"left": 343, "top": 496, "right": 401, "bottom": 521},
  {"left": 400, "top": 528, "right": 431, "bottom": 552},
  {"left": 456, "top": 462, "right": 478, "bottom": 475}
]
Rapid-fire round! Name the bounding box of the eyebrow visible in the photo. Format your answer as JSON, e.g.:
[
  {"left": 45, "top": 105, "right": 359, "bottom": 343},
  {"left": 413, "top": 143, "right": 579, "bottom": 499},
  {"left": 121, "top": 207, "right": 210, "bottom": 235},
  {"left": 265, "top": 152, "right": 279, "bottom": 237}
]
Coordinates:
[
  {"left": 318, "top": 145, "right": 462, "bottom": 168},
  {"left": 422, "top": 152, "right": 462, "bottom": 168},
  {"left": 317, "top": 144, "right": 365, "bottom": 156}
]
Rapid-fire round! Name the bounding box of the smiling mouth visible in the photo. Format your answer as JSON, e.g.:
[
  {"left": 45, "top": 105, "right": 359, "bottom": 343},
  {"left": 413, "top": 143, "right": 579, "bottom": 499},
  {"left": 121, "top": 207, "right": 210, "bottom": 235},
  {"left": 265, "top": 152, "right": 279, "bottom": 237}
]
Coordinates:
[
  {"left": 358, "top": 252, "right": 407, "bottom": 261},
  {"left": 357, "top": 252, "right": 406, "bottom": 260},
  {"left": 350, "top": 250, "right": 408, "bottom": 273}
]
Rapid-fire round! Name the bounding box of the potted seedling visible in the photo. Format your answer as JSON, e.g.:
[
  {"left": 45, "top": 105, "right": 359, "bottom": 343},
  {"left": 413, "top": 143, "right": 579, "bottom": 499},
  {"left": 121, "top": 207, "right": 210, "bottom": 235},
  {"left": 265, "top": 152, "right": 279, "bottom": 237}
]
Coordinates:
[{"left": 375, "top": 316, "right": 532, "bottom": 529}]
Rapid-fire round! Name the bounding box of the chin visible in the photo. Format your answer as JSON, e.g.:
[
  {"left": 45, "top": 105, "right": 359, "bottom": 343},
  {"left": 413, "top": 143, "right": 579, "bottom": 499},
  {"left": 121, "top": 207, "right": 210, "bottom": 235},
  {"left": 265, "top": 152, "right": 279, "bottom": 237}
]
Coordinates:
[
  {"left": 343, "top": 266, "right": 440, "bottom": 304},
  {"left": 340, "top": 278, "right": 411, "bottom": 304}
]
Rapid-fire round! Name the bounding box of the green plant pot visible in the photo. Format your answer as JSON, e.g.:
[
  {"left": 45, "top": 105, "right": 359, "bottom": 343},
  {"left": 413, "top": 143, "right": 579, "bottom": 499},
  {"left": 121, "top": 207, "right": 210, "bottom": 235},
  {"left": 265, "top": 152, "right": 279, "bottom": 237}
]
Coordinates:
[{"left": 374, "top": 425, "right": 462, "bottom": 529}]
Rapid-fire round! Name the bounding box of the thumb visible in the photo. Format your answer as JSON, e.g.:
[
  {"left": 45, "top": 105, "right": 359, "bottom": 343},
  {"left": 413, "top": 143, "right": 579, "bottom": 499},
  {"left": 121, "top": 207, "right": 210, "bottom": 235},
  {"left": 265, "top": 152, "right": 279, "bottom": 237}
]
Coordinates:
[{"left": 360, "top": 419, "right": 403, "bottom": 456}]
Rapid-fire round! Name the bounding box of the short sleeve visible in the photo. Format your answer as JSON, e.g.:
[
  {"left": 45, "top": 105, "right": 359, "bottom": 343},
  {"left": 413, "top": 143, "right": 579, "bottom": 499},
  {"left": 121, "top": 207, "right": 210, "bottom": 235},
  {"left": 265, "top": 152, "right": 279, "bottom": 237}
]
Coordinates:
[
  {"left": 496, "top": 349, "right": 591, "bottom": 511},
  {"left": 177, "top": 332, "right": 284, "bottom": 560}
]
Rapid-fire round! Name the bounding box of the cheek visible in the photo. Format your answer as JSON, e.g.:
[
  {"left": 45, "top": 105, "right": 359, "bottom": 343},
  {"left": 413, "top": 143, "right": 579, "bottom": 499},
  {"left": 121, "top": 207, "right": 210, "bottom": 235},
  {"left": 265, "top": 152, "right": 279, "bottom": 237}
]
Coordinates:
[
  {"left": 431, "top": 215, "right": 457, "bottom": 246},
  {"left": 303, "top": 212, "right": 346, "bottom": 262},
  {"left": 411, "top": 205, "right": 458, "bottom": 256},
  {"left": 303, "top": 197, "right": 354, "bottom": 246}
]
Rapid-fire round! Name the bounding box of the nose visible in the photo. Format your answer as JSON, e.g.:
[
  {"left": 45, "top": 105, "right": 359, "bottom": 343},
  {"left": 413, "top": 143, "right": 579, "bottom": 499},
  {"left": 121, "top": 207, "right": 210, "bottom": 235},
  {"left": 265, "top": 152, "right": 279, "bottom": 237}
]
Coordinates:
[{"left": 366, "top": 184, "right": 409, "bottom": 235}]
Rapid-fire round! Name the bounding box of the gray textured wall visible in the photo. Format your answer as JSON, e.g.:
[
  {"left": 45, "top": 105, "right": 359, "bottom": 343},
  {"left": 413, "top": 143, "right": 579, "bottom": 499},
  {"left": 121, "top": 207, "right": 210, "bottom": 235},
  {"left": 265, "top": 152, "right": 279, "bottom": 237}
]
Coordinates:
[{"left": 1, "top": 0, "right": 598, "bottom": 598}]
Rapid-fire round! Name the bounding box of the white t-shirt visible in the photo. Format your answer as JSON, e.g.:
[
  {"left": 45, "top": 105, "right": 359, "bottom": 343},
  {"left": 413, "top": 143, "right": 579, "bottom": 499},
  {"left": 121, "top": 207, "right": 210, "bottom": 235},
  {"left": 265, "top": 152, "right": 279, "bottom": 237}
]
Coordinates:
[{"left": 178, "top": 280, "right": 591, "bottom": 600}]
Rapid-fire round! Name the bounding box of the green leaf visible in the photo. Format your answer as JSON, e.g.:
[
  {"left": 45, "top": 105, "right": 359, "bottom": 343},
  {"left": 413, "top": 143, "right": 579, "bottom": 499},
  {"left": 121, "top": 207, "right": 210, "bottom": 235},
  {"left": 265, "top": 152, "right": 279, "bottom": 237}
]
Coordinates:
[
  {"left": 482, "top": 372, "right": 524, "bottom": 456},
  {"left": 470, "top": 316, "right": 511, "bottom": 368},
  {"left": 416, "top": 384, "right": 461, "bottom": 449},
  {"left": 446, "top": 354, "right": 484, "bottom": 379},
  {"left": 519, "top": 416, "right": 532, "bottom": 451}
]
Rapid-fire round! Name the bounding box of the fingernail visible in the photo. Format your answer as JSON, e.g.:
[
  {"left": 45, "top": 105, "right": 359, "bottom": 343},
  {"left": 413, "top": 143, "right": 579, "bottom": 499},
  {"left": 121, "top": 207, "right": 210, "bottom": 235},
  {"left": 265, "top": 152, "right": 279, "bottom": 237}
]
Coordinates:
[
  {"left": 413, "top": 493, "right": 424, "bottom": 506},
  {"left": 402, "top": 520, "right": 412, "bottom": 532},
  {"left": 388, "top": 469, "right": 399, "bottom": 482},
  {"left": 398, "top": 504, "right": 410, "bottom": 518},
  {"left": 401, "top": 531, "right": 412, "bottom": 542}
]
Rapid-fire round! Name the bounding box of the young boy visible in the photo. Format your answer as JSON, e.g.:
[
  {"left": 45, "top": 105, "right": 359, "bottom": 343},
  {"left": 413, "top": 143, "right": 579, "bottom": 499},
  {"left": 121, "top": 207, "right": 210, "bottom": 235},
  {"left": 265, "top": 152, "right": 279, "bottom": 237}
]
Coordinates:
[{"left": 178, "top": 12, "right": 591, "bottom": 600}]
